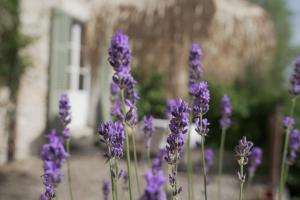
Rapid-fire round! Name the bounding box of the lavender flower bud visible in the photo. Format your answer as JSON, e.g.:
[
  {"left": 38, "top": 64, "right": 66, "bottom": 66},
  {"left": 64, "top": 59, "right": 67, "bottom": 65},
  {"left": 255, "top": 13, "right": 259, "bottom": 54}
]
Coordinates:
[
  {"left": 283, "top": 116, "right": 295, "bottom": 129},
  {"left": 195, "top": 117, "right": 210, "bottom": 136},
  {"left": 152, "top": 149, "right": 166, "bottom": 174},
  {"left": 59, "top": 94, "right": 71, "bottom": 126},
  {"left": 189, "top": 43, "right": 203, "bottom": 95},
  {"left": 191, "top": 81, "right": 210, "bottom": 117},
  {"left": 165, "top": 99, "right": 176, "bottom": 118},
  {"left": 288, "top": 129, "right": 300, "bottom": 164},
  {"left": 235, "top": 137, "right": 253, "bottom": 183},
  {"left": 40, "top": 129, "right": 69, "bottom": 199},
  {"left": 143, "top": 115, "right": 156, "bottom": 148},
  {"left": 98, "top": 121, "right": 126, "bottom": 159},
  {"left": 165, "top": 99, "right": 190, "bottom": 164},
  {"left": 220, "top": 95, "right": 232, "bottom": 129},
  {"left": 204, "top": 148, "right": 214, "bottom": 173},
  {"left": 247, "top": 147, "right": 263, "bottom": 176},
  {"left": 102, "top": 180, "right": 110, "bottom": 200},
  {"left": 289, "top": 56, "right": 300, "bottom": 95},
  {"left": 108, "top": 31, "right": 131, "bottom": 73},
  {"left": 139, "top": 169, "right": 166, "bottom": 200}
]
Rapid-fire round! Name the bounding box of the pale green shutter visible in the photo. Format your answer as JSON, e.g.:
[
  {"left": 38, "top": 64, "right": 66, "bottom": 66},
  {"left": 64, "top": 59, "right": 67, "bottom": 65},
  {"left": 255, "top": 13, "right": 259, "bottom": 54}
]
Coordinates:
[{"left": 48, "top": 9, "right": 72, "bottom": 123}]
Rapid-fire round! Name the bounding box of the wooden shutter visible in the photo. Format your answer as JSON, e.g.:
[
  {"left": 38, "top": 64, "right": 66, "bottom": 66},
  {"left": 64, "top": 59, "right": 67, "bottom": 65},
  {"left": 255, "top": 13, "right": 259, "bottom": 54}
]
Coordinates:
[{"left": 48, "top": 9, "right": 72, "bottom": 124}]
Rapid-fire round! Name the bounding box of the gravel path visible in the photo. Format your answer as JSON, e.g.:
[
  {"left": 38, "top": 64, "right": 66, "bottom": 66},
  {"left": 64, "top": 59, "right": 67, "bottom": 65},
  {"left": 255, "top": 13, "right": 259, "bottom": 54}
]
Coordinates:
[{"left": 0, "top": 139, "right": 270, "bottom": 200}]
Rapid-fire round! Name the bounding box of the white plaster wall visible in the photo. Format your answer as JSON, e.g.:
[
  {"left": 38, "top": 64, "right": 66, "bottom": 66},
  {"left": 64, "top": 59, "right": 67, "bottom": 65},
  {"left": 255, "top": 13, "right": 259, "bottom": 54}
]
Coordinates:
[{"left": 16, "top": 0, "right": 51, "bottom": 159}]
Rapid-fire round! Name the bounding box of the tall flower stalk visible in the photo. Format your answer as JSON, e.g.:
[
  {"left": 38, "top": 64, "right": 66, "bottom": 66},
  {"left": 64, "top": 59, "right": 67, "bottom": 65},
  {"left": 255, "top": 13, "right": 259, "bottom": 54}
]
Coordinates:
[
  {"left": 40, "top": 129, "right": 69, "bottom": 200},
  {"left": 108, "top": 31, "right": 140, "bottom": 199},
  {"left": 98, "top": 121, "right": 126, "bottom": 200},
  {"left": 191, "top": 80, "right": 210, "bottom": 200},
  {"left": 165, "top": 99, "right": 189, "bottom": 200},
  {"left": 279, "top": 56, "right": 300, "bottom": 200},
  {"left": 58, "top": 94, "right": 73, "bottom": 200},
  {"left": 187, "top": 43, "right": 203, "bottom": 200},
  {"left": 217, "top": 95, "right": 232, "bottom": 200},
  {"left": 143, "top": 115, "right": 156, "bottom": 166},
  {"left": 235, "top": 137, "right": 253, "bottom": 200}
]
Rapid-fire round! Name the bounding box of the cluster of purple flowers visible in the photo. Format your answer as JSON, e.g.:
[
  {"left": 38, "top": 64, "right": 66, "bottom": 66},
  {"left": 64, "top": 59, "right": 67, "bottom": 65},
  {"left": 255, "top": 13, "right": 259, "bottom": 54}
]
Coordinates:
[
  {"left": 220, "top": 95, "right": 232, "bottom": 129},
  {"left": 165, "top": 99, "right": 190, "bottom": 164},
  {"left": 98, "top": 121, "right": 125, "bottom": 159},
  {"left": 288, "top": 129, "right": 300, "bottom": 164},
  {"left": 247, "top": 147, "right": 263, "bottom": 176},
  {"left": 108, "top": 31, "right": 139, "bottom": 127},
  {"left": 102, "top": 180, "right": 110, "bottom": 200},
  {"left": 204, "top": 148, "right": 214, "bottom": 173},
  {"left": 140, "top": 149, "right": 166, "bottom": 200},
  {"left": 188, "top": 43, "right": 203, "bottom": 95},
  {"left": 235, "top": 137, "right": 253, "bottom": 182},
  {"left": 139, "top": 169, "right": 166, "bottom": 200},
  {"left": 40, "top": 129, "right": 69, "bottom": 200},
  {"left": 289, "top": 56, "right": 300, "bottom": 95},
  {"left": 59, "top": 94, "right": 72, "bottom": 138},
  {"left": 143, "top": 115, "right": 156, "bottom": 148},
  {"left": 283, "top": 116, "right": 295, "bottom": 129}
]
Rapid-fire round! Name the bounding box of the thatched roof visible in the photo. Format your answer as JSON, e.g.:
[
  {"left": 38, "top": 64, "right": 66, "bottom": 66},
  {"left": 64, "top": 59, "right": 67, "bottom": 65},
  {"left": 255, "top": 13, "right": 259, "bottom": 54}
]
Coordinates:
[{"left": 87, "top": 0, "right": 276, "bottom": 98}]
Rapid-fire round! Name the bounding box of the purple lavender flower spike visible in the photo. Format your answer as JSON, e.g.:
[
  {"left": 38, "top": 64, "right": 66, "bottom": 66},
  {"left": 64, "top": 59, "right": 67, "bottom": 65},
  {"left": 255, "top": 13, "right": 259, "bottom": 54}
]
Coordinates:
[
  {"left": 165, "top": 99, "right": 190, "bottom": 164},
  {"left": 102, "top": 180, "right": 110, "bottom": 200},
  {"left": 289, "top": 56, "right": 300, "bottom": 95},
  {"left": 247, "top": 147, "right": 263, "bottom": 176},
  {"left": 59, "top": 94, "right": 71, "bottom": 126},
  {"left": 152, "top": 149, "right": 166, "bottom": 173},
  {"left": 189, "top": 43, "right": 203, "bottom": 95},
  {"left": 204, "top": 148, "right": 214, "bottom": 173},
  {"left": 220, "top": 95, "right": 232, "bottom": 129},
  {"left": 139, "top": 170, "right": 166, "bottom": 200},
  {"left": 191, "top": 81, "right": 210, "bottom": 117},
  {"left": 166, "top": 99, "right": 176, "bottom": 118},
  {"left": 288, "top": 129, "right": 300, "bottom": 164},
  {"left": 108, "top": 31, "right": 139, "bottom": 126},
  {"left": 235, "top": 137, "right": 253, "bottom": 183},
  {"left": 108, "top": 31, "right": 132, "bottom": 73},
  {"left": 143, "top": 115, "right": 156, "bottom": 148},
  {"left": 283, "top": 116, "right": 295, "bottom": 129},
  {"left": 40, "top": 129, "right": 69, "bottom": 199},
  {"left": 98, "top": 121, "right": 125, "bottom": 159}
]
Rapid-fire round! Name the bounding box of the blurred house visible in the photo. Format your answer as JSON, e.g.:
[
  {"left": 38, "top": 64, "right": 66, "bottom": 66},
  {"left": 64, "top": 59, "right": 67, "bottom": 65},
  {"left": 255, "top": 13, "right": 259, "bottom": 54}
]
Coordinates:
[{"left": 0, "top": 0, "right": 276, "bottom": 163}]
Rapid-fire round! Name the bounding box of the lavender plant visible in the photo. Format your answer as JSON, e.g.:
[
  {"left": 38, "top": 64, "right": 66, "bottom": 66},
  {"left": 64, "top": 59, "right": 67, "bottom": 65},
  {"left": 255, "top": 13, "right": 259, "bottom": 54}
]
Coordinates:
[
  {"left": 187, "top": 43, "right": 203, "bottom": 200},
  {"left": 143, "top": 115, "right": 156, "bottom": 166},
  {"left": 40, "top": 129, "right": 69, "bottom": 200},
  {"left": 217, "top": 95, "right": 232, "bottom": 200},
  {"left": 235, "top": 137, "right": 253, "bottom": 200},
  {"left": 108, "top": 31, "right": 140, "bottom": 198},
  {"left": 58, "top": 94, "right": 73, "bottom": 200},
  {"left": 191, "top": 80, "right": 210, "bottom": 200},
  {"left": 165, "top": 99, "right": 189, "bottom": 200},
  {"left": 279, "top": 56, "right": 300, "bottom": 200},
  {"left": 98, "top": 121, "right": 126, "bottom": 200}
]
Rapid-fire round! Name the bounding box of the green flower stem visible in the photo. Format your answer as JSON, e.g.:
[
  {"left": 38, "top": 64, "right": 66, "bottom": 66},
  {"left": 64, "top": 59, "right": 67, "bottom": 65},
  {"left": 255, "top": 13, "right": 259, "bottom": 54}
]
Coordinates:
[
  {"left": 120, "top": 91, "right": 133, "bottom": 200},
  {"left": 131, "top": 131, "right": 142, "bottom": 195},
  {"left": 114, "top": 159, "right": 119, "bottom": 200},
  {"left": 245, "top": 174, "right": 254, "bottom": 200},
  {"left": 187, "top": 114, "right": 194, "bottom": 200},
  {"left": 279, "top": 97, "right": 297, "bottom": 200},
  {"left": 239, "top": 164, "right": 244, "bottom": 200},
  {"left": 108, "top": 150, "right": 116, "bottom": 200},
  {"left": 147, "top": 147, "right": 151, "bottom": 167},
  {"left": 66, "top": 139, "right": 74, "bottom": 200},
  {"left": 218, "top": 128, "right": 227, "bottom": 200},
  {"left": 201, "top": 137, "right": 208, "bottom": 200},
  {"left": 198, "top": 113, "right": 208, "bottom": 200}
]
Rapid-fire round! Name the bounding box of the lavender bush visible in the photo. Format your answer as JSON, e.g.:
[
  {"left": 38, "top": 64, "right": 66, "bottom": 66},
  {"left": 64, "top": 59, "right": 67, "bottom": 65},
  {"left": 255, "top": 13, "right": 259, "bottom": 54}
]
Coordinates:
[{"left": 39, "top": 32, "right": 300, "bottom": 200}]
